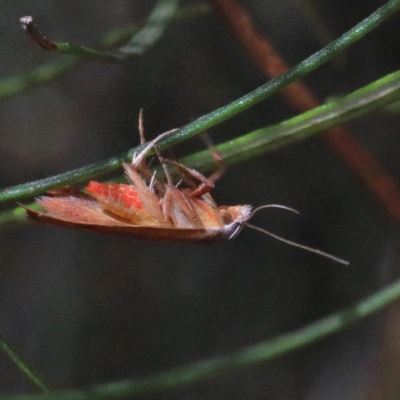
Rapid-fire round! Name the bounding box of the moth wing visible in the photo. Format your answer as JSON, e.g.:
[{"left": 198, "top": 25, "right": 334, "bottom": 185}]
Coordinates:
[
  {"left": 26, "top": 202, "right": 228, "bottom": 243},
  {"left": 123, "top": 163, "right": 165, "bottom": 223},
  {"left": 27, "top": 195, "right": 130, "bottom": 226},
  {"left": 86, "top": 181, "right": 165, "bottom": 226}
]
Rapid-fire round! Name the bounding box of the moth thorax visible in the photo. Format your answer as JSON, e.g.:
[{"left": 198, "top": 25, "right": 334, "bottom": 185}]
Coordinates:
[
  {"left": 218, "top": 205, "right": 252, "bottom": 225},
  {"left": 218, "top": 207, "right": 233, "bottom": 224}
]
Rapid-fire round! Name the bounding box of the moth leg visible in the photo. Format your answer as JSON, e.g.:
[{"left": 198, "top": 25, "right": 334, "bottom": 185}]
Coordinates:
[
  {"left": 198, "top": 132, "right": 226, "bottom": 187},
  {"left": 131, "top": 127, "right": 178, "bottom": 169},
  {"left": 162, "top": 185, "right": 203, "bottom": 228},
  {"left": 160, "top": 158, "right": 214, "bottom": 196},
  {"left": 123, "top": 163, "right": 167, "bottom": 224},
  {"left": 130, "top": 111, "right": 177, "bottom": 195},
  {"left": 164, "top": 133, "right": 226, "bottom": 197},
  {"left": 129, "top": 110, "right": 166, "bottom": 195},
  {"left": 138, "top": 108, "right": 146, "bottom": 145},
  {"left": 154, "top": 146, "right": 204, "bottom": 228},
  {"left": 158, "top": 153, "right": 224, "bottom": 198}
]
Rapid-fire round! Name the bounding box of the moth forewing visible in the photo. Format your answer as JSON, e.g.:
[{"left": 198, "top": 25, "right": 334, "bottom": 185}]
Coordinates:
[
  {"left": 122, "top": 163, "right": 166, "bottom": 224},
  {"left": 25, "top": 204, "right": 250, "bottom": 244}
]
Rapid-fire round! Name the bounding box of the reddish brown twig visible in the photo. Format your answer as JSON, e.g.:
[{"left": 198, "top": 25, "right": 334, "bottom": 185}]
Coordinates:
[
  {"left": 20, "top": 16, "right": 57, "bottom": 50},
  {"left": 211, "top": 0, "right": 400, "bottom": 224}
]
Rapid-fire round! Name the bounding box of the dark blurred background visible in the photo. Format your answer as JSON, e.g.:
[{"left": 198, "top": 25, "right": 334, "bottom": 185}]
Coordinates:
[{"left": 1, "top": 0, "right": 400, "bottom": 399}]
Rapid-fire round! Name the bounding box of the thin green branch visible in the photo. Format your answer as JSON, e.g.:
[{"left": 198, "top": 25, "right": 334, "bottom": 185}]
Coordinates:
[
  {"left": 0, "top": 0, "right": 398, "bottom": 201},
  {"left": 98, "top": 4, "right": 211, "bottom": 48},
  {"left": 0, "top": 57, "right": 79, "bottom": 101},
  {"left": 0, "top": 331, "right": 50, "bottom": 393},
  {"left": 0, "top": 154, "right": 124, "bottom": 203},
  {"left": 2, "top": 65, "right": 400, "bottom": 207},
  {"left": 183, "top": 68, "right": 400, "bottom": 172},
  {"left": 164, "top": 0, "right": 400, "bottom": 140},
  {"left": 0, "top": 4, "right": 211, "bottom": 101},
  {"left": 2, "top": 276, "right": 400, "bottom": 400},
  {"left": 20, "top": 0, "right": 180, "bottom": 62}
]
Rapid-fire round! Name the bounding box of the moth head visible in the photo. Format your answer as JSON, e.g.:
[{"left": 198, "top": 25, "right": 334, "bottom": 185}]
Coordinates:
[{"left": 218, "top": 205, "right": 252, "bottom": 225}]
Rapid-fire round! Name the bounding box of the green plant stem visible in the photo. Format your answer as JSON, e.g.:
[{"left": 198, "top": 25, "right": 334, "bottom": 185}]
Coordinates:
[
  {"left": 0, "top": 58, "right": 79, "bottom": 101},
  {"left": 1, "top": 277, "right": 400, "bottom": 400},
  {"left": 1, "top": 66, "right": 400, "bottom": 227},
  {"left": 52, "top": 0, "right": 180, "bottom": 61},
  {"left": 183, "top": 68, "right": 400, "bottom": 172},
  {"left": 0, "top": 4, "right": 211, "bottom": 101},
  {"left": 0, "top": 0, "right": 398, "bottom": 201},
  {"left": 1, "top": 65, "right": 400, "bottom": 206},
  {"left": 162, "top": 0, "right": 400, "bottom": 141},
  {"left": 0, "top": 154, "right": 124, "bottom": 203},
  {"left": 97, "top": 4, "right": 210, "bottom": 48},
  {"left": 0, "top": 331, "right": 49, "bottom": 393}
]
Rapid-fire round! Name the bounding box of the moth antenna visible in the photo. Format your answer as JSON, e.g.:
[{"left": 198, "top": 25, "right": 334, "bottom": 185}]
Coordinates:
[
  {"left": 154, "top": 146, "right": 174, "bottom": 186},
  {"left": 245, "top": 222, "right": 349, "bottom": 265},
  {"left": 149, "top": 171, "right": 157, "bottom": 190},
  {"left": 250, "top": 204, "right": 300, "bottom": 219},
  {"left": 200, "top": 132, "right": 226, "bottom": 185}
]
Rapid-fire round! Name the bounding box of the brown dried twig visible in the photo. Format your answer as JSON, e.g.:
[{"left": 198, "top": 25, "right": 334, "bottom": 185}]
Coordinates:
[{"left": 20, "top": 16, "right": 57, "bottom": 50}]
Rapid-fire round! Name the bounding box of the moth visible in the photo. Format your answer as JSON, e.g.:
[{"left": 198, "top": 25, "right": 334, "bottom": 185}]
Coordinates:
[{"left": 25, "top": 112, "right": 348, "bottom": 265}]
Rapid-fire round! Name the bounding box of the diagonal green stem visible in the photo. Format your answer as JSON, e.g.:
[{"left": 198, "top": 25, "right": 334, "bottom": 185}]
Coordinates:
[
  {"left": 24, "top": 0, "right": 180, "bottom": 62},
  {"left": 0, "top": 57, "right": 79, "bottom": 101},
  {"left": 0, "top": 331, "right": 49, "bottom": 393},
  {"left": 1, "top": 65, "right": 400, "bottom": 227},
  {"left": 161, "top": 0, "right": 400, "bottom": 142},
  {"left": 0, "top": 4, "right": 211, "bottom": 101},
  {"left": 2, "top": 65, "right": 400, "bottom": 206},
  {"left": 0, "top": 154, "right": 124, "bottom": 204},
  {"left": 182, "top": 68, "right": 400, "bottom": 172},
  {"left": 106, "top": 0, "right": 180, "bottom": 60},
  {"left": 1, "top": 276, "right": 400, "bottom": 400},
  {"left": 0, "top": 0, "right": 398, "bottom": 203}
]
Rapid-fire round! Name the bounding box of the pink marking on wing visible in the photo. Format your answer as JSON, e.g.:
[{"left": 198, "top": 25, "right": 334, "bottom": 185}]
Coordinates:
[{"left": 86, "top": 181, "right": 143, "bottom": 210}]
